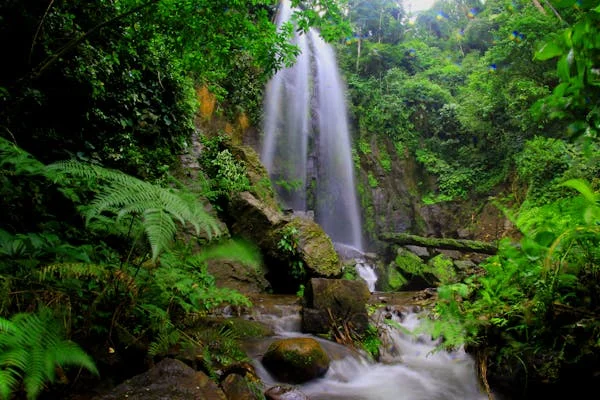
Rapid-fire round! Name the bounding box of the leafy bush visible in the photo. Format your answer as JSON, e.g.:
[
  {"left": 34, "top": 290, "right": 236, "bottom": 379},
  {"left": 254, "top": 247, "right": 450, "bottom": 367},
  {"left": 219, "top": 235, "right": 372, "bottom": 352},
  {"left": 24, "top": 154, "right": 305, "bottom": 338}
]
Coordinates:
[{"left": 431, "top": 179, "right": 600, "bottom": 386}]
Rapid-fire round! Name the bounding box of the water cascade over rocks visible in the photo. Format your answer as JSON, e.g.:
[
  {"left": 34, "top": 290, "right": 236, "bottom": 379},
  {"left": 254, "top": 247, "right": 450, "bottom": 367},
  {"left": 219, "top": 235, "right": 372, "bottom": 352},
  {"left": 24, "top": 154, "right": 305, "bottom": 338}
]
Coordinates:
[
  {"left": 255, "top": 2, "right": 487, "bottom": 398},
  {"left": 244, "top": 299, "right": 488, "bottom": 400},
  {"left": 261, "top": 0, "right": 364, "bottom": 250}
]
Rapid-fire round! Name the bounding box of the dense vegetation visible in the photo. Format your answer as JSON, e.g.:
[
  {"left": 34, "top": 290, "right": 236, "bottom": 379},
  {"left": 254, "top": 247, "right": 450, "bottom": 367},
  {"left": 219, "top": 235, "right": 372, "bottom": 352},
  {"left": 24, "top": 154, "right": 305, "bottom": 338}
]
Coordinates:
[
  {"left": 0, "top": 0, "right": 599, "bottom": 398},
  {"left": 0, "top": 1, "right": 346, "bottom": 398},
  {"left": 338, "top": 0, "right": 599, "bottom": 396}
]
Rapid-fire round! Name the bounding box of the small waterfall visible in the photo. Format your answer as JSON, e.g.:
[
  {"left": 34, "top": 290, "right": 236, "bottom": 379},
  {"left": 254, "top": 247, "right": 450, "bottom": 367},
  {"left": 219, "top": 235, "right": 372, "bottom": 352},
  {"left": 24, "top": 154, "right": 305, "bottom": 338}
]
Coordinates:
[
  {"left": 335, "top": 242, "right": 378, "bottom": 292},
  {"left": 244, "top": 301, "right": 488, "bottom": 400},
  {"left": 356, "top": 261, "right": 378, "bottom": 292},
  {"left": 261, "top": 0, "right": 364, "bottom": 250}
]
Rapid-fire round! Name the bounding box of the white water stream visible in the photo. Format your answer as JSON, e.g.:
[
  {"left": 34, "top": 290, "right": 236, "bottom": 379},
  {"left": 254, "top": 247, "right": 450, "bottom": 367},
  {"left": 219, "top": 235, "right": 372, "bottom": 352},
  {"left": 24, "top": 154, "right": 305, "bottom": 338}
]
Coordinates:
[{"left": 246, "top": 301, "right": 488, "bottom": 400}]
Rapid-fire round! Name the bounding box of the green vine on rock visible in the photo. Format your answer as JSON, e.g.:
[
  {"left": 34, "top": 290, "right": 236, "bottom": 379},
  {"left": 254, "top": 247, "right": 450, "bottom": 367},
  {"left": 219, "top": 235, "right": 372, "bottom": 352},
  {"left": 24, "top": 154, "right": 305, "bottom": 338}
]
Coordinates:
[{"left": 277, "top": 226, "right": 306, "bottom": 282}]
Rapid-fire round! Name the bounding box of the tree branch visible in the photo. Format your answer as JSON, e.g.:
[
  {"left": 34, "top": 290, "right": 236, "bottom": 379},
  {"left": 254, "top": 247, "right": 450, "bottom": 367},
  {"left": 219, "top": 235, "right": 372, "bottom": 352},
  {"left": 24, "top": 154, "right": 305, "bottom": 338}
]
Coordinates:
[
  {"left": 380, "top": 233, "right": 498, "bottom": 255},
  {"left": 28, "top": 0, "right": 162, "bottom": 81}
]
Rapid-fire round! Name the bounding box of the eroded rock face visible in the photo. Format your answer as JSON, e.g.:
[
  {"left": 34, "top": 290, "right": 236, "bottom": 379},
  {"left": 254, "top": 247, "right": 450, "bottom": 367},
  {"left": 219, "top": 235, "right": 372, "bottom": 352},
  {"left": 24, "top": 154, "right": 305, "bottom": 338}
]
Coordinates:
[
  {"left": 262, "top": 338, "right": 330, "bottom": 384},
  {"left": 94, "top": 358, "right": 226, "bottom": 400},
  {"left": 302, "top": 278, "right": 370, "bottom": 335}
]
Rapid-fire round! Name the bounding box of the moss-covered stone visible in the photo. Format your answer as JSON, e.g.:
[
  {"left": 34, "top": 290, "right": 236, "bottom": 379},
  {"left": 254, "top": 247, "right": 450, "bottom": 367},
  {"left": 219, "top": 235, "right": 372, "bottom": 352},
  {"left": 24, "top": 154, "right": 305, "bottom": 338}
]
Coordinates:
[
  {"left": 262, "top": 338, "right": 330, "bottom": 384},
  {"left": 302, "top": 278, "right": 370, "bottom": 335},
  {"left": 228, "top": 144, "right": 279, "bottom": 210},
  {"left": 389, "top": 248, "right": 434, "bottom": 291},
  {"left": 387, "top": 266, "right": 408, "bottom": 291},
  {"left": 427, "top": 254, "right": 457, "bottom": 284},
  {"left": 285, "top": 217, "right": 341, "bottom": 278}
]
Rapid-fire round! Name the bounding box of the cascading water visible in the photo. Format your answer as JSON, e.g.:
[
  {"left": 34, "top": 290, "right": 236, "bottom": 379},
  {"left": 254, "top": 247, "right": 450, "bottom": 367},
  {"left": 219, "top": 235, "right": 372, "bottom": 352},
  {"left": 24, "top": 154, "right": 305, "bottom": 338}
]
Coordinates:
[
  {"left": 244, "top": 300, "right": 489, "bottom": 400},
  {"left": 261, "top": 0, "right": 379, "bottom": 288},
  {"left": 261, "top": 0, "right": 363, "bottom": 249}
]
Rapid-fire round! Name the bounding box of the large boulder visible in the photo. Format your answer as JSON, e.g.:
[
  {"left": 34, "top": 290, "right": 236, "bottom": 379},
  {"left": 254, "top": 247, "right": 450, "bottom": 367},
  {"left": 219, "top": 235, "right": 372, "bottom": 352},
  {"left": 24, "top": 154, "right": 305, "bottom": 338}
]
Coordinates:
[
  {"left": 262, "top": 338, "right": 330, "bottom": 384},
  {"left": 206, "top": 259, "right": 271, "bottom": 295},
  {"left": 302, "top": 278, "right": 370, "bottom": 335},
  {"left": 270, "top": 218, "right": 342, "bottom": 279},
  {"left": 94, "top": 358, "right": 226, "bottom": 400},
  {"left": 228, "top": 191, "right": 341, "bottom": 292}
]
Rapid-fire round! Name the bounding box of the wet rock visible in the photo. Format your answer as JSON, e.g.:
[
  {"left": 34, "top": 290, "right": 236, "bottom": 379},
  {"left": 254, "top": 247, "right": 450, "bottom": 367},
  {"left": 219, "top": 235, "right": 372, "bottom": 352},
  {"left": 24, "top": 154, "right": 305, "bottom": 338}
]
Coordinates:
[
  {"left": 226, "top": 191, "right": 340, "bottom": 292},
  {"left": 262, "top": 337, "right": 330, "bottom": 384},
  {"left": 272, "top": 218, "right": 342, "bottom": 278},
  {"left": 388, "top": 248, "right": 432, "bottom": 291},
  {"left": 404, "top": 245, "right": 430, "bottom": 259},
  {"left": 94, "top": 358, "right": 226, "bottom": 400},
  {"left": 207, "top": 259, "right": 271, "bottom": 295},
  {"left": 221, "top": 373, "right": 262, "bottom": 400},
  {"left": 454, "top": 259, "right": 477, "bottom": 271},
  {"left": 264, "top": 385, "right": 309, "bottom": 400},
  {"left": 302, "top": 278, "right": 371, "bottom": 335}
]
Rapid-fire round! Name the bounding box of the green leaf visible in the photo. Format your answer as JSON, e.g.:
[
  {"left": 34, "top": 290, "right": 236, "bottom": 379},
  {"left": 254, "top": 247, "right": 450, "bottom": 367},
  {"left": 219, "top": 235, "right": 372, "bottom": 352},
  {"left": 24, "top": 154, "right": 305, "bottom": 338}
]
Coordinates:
[
  {"left": 550, "top": 0, "right": 577, "bottom": 8},
  {"left": 560, "top": 179, "right": 598, "bottom": 204},
  {"left": 534, "top": 42, "right": 564, "bottom": 61}
]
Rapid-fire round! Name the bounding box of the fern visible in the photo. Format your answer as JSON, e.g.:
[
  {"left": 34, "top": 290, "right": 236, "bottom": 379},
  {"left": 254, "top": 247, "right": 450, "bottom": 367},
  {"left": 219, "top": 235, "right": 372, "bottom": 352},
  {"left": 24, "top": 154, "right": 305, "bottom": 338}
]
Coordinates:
[
  {"left": 0, "top": 308, "right": 98, "bottom": 400},
  {"left": 38, "top": 263, "right": 110, "bottom": 282},
  {"left": 48, "top": 160, "right": 223, "bottom": 261}
]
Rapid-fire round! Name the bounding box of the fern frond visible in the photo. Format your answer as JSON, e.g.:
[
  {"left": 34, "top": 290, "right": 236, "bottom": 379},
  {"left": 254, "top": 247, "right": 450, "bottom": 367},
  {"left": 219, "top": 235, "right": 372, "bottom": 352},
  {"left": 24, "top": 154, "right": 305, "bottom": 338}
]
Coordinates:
[
  {"left": 143, "top": 208, "right": 178, "bottom": 261},
  {"left": 38, "top": 263, "right": 110, "bottom": 282},
  {"left": 46, "top": 341, "right": 98, "bottom": 376},
  {"left": 0, "top": 137, "right": 47, "bottom": 177},
  {"left": 0, "top": 318, "right": 17, "bottom": 336},
  {"left": 49, "top": 160, "right": 223, "bottom": 261},
  {"left": 0, "top": 368, "right": 20, "bottom": 400},
  {"left": 0, "top": 309, "right": 98, "bottom": 400},
  {"left": 148, "top": 330, "right": 181, "bottom": 357}
]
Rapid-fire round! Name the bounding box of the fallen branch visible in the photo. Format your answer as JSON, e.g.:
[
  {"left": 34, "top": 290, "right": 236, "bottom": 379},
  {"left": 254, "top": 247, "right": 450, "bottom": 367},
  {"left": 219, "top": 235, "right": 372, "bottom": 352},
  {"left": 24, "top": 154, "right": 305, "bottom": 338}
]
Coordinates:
[{"left": 380, "top": 233, "right": 498, "bottom": 255}]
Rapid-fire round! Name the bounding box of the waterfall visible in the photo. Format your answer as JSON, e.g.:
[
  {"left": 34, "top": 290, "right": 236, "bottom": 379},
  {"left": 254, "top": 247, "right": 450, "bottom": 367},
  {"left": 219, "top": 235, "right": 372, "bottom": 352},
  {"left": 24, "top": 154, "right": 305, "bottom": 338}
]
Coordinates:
[{"left": 261, "top": 0, "right": 364, "bottom": 250}]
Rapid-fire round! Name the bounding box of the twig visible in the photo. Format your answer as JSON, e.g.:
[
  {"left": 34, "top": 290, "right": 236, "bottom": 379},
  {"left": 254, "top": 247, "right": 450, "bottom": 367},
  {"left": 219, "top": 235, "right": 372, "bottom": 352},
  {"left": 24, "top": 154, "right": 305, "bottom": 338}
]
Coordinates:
[
  {"left": 29, "top": 0, "right": 55, "bottom": 64},
  {"left": 27, "top": 0, "right": 161, "bottom": 81}
]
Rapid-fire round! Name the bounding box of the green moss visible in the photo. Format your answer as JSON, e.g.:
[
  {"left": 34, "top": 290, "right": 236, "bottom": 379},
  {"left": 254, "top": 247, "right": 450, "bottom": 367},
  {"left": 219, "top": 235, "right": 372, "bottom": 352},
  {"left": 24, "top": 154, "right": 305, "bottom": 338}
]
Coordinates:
[
  {"left": 285, "top": 218, "right": 341, "bottom": 277},
  {"left": 394, "top": 248, "right": 427, "bottom": 275},
  {"left": 224, "top": 318, "right": 273, "bottom": 339},
  {"left": 379, "top": 147, "right": 392, "bottom": 173},
  {"left": 368, "top": 172, "right": 379, "bottom": 188},
  {"left": 358, "top": 138, "right": 371, "bottom": 155},
  {"left": 387, "top": 267, "right": 408, "bottom": 290},
  {"left": 427, "top": 254, "right": 456, "bottom": 284},
  {"left": 342, "top": 263, "right": 358, "bottom": 280}
]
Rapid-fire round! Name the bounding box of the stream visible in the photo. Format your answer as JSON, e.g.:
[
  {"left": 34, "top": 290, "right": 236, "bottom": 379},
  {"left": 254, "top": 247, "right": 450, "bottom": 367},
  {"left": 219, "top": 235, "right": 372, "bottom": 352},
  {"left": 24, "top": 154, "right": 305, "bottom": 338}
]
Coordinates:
[{"left": 243, "top": 294, "right": 489, "bottom": 400}]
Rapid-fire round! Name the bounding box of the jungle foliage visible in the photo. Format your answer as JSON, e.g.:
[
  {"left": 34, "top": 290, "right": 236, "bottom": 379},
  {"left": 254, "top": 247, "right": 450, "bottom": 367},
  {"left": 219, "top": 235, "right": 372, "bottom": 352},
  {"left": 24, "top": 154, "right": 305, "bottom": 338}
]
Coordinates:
[
  {"left": 338, "top": 0, "right": 600, "bottom": 394},
  {"left": 0, "top": 1, "right": 348, "bottom": 398}
]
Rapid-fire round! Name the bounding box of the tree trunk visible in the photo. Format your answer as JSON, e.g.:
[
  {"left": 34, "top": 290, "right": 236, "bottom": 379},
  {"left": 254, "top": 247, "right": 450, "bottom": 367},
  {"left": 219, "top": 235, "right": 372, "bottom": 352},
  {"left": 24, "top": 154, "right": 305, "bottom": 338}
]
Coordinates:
[{"left": 380, "top": 233, "right": 498, "bottom": 254}]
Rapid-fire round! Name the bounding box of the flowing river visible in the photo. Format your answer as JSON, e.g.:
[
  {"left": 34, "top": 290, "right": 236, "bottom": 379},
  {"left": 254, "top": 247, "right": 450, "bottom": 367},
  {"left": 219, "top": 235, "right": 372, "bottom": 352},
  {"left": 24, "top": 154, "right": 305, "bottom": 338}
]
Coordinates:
[{"left": 243, "top": 295, "right": 489, "bottom": 400}]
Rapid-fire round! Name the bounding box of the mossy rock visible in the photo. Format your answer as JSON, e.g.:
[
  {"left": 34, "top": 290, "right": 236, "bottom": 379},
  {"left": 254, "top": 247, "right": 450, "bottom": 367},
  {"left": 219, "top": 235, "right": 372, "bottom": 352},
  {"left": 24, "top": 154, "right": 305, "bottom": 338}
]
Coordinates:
[
  {"left": 262, "top": 337, "right": 330, "bottom": 384},
  {"left": 390, "top": 248, "right": 434, "bottom": 291},
  {"left": 228, "top": 143, "right": 279, "bottom": 210},
  {"left": 427, "top": 254, "right": 457, "bottom": 284},
  {"left": 282, "top": 217, "right": 342, "bottom": 278},
  {"left": 302, "top": 278, "right": 370, "bottom": 335}
]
